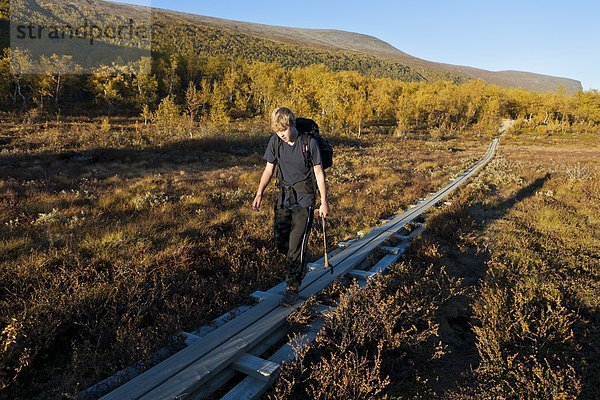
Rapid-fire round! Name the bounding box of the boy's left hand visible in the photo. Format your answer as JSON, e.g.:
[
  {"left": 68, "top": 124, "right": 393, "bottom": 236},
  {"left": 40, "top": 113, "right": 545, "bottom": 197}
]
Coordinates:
[{"left": 318, "top": 202, "right": 329, "bottom": 218}]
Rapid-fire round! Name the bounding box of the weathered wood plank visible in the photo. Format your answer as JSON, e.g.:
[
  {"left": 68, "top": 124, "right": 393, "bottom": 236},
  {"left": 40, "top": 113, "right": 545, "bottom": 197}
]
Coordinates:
[
  {"left": 379, "top": 245, "right": 403, "bottom": 255},
  {"left": 369, "top": 253, "right": 402, "bottom": 274},
  {"left": 140, "top": 304, "right": 299, "bottom": 399},
  {"left": 101, "top": 297, "right": 281, "bottom": 400},
  {"left": 346, "top": 269, "right": 376, "bottom": 280},
  {"left": 406, "top": 224, "right": 425, "bottom": 239},
  {"left": 181, "top": 332, "right": 202, "bottom": 346},
  {"left": 186, "top": 325, "right": 289, "bottom": 400},
  {"left": 337, "top": 240, "right": 356, "bottom": 248},
  {"left": 307, "top": 247, "right": 343, "bottom": 270},
  {"left": 313, "top": 304, "right": 332, "bottom": 315},
  {"left": 299, "top": 222, "right": 411, "bottom": 298},
  {"left": 193, "top": 305, "right": 253, "bottom": 338},
  {"left": 250, "top": 291, "right": 278, "bottom": 302},
  {"left": 231, "top": 354, "right": 280, "bottom": 382},
  {"left": 220, "top": 317, "right": 326, "bottom": 400}
]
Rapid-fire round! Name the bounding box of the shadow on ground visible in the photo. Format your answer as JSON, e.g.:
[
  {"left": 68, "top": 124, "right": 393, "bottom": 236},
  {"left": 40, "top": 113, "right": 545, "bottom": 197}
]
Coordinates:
[
  {"left": 420, "top": 174, "right": 551, "bottom": 394},
  {"left": 0, "top": 134, "right": 371, "bottom": 186}
]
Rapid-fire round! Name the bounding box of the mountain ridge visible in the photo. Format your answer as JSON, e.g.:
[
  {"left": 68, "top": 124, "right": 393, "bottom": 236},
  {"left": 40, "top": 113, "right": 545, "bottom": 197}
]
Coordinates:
[
  {"left": 10, "top": 0, "right": 583, "bottom": 93},
  {"left": 156, "top": 7, "right": 581, "bottom": 93},
  {"left": 169, "top": 9, "right": 583, "bottom": 93}
]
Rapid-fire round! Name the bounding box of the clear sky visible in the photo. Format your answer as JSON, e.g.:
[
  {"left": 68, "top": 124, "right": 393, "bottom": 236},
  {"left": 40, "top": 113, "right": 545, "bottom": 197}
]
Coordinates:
[{"left": 115, "top": 0, "right": 599, "bottom": 90}]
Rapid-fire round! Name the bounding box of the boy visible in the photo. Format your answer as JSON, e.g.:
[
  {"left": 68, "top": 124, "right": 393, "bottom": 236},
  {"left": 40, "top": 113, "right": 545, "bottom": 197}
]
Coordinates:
[{"left": 252, "top": 107, "right": 329, "bottom": 306}]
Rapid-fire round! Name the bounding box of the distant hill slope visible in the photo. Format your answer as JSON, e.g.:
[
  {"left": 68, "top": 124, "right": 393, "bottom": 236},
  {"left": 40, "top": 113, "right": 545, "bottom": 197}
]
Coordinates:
[
  {"left": 174, "top": 12, "right": 582, "bottom": 93},
  {"left": 8, "top": 1, "right": 583, "bottom": 93}
]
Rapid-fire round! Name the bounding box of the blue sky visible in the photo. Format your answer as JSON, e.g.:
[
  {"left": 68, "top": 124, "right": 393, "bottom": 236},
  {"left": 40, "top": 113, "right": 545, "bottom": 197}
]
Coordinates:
[{"left": 113, "top": 0, "right": 599, "bottom": 90}]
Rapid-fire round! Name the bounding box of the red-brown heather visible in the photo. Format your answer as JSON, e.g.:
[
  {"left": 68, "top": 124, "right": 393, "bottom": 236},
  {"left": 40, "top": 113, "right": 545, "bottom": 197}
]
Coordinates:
[{"left": 1, "top": 21, "right": 599, "bottom": 398}]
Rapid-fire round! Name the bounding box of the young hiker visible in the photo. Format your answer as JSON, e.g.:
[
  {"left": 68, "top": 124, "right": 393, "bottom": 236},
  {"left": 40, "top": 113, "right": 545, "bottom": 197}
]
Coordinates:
[{"left": 252, "top": 107, "right": 329, "bottom": 306}]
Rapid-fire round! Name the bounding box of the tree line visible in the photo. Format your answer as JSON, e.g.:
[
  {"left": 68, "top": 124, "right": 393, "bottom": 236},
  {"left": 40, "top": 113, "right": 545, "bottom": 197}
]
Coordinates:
[{"left": 1, "top": 48, "right": 598, "bottom": 136}]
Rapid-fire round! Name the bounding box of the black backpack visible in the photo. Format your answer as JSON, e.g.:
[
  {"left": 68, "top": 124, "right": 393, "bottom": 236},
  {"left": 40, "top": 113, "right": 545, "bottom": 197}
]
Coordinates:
[
  {"left": 275, "top": 117, "right": 333, "bottom": 195},
  {"left": 295, "top": 118, "right": 333, "bottom": 170}
]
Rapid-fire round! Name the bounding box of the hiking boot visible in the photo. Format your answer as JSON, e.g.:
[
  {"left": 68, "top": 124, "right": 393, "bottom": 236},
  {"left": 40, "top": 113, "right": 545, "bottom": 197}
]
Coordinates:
[{"left": 281, "top": 286, "right": 299, "bottom": 307}]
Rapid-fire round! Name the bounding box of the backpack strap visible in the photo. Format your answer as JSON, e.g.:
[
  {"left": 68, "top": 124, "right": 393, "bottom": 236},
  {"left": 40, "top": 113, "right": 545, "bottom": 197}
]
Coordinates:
[
  {"left": 275, "top": 136, "right": 283, "bottom": 188},
  {"left": 300, "top": 133, "right": 318, "bottom": 198},
  {"left": 301, "top": 133, "right": 312, "bottom": 169}
]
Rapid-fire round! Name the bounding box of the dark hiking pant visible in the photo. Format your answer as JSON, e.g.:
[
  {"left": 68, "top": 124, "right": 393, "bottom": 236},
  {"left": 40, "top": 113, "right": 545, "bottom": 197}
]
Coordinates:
[{"left": 273, "top": 204, "right": 314, "bottom": 289}]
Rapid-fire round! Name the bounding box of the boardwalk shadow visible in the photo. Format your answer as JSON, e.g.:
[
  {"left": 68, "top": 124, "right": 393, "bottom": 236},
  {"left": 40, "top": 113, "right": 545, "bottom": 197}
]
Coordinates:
[{"left": 425, "top": 174, "right": 550, "bottom": 394}]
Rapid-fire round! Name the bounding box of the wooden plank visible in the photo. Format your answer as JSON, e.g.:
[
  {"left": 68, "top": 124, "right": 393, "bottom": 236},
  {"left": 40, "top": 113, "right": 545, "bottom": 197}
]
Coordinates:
[
  {"left": 346, "top": 269, "right": 376, "bottom": 280},
  {"left": 231, "top": 354, "right": 280, "bottom": 382},
  {"left": 85, "top": 303, "right": 252, "bottom": 398},
  {"left": 393, "top": 226, "right": 422, "bottom": 240},
  {"left": 299, "top": 227, "right": 398, "bottom": 298},
  {"left": 337, "top": 240, "right": 356, "bottom": 248},
  {"left": 267, "top": 264, "right": 329, "bottom": 295},
  {"left": 186, "top": 325, "right": 289, "bottom": 400},
  {"left": 181, "top": 332, "right": 202, "bottom": 346},
  {"left": 194, "top": 305, "right": 253, "bottom": 338},
  {"left": 392, "top": 234, "right": 409, "bottom": 241},
  {"left": 308, "top": 247, "right": 343, "bottom": 270},
  {"left": 379, "top": 245, "right": 403, "bottom": 255},
  {"left": 307, "top": 262, "right": 319, "bottom": 271},
  {"left": 370, "top": 253, "right": 402, "bottom": 274},
  {"left": 300, "top": 211, "right": 421, "bottom": 292},
  {"left": 301, "top": 227, "right": 399, "bottom": 296},
  {"left": 140, "top": 304, "right": 299, "bottom": 399},
  {"left": 220, "top": 318, "right": 326, "bottom": 400},
  {"left": 250, "top": 291, "right": 278, "bottom": 302},
  {"left": 407, "top": 224, "right": 425, "bottom": 239},
  {"left": 101, "top": 297, "right": 281, "bottom": 400},
  {"left": 270, "top": 248, "right": 343, "bottom": 294}
]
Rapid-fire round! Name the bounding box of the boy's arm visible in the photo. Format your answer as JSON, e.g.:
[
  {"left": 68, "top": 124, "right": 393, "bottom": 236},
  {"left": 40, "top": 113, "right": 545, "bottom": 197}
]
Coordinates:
[
  {"left": 313, "top": 164, "right": 329, "bottom": 218},
  {"left": 252, "top": 162, "right": 276, "bottom": 210}
]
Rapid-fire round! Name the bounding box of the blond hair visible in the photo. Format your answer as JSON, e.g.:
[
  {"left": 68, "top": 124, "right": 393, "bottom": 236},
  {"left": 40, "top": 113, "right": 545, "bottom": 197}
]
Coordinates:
[{"left": 270, "top": 107, "right": 296, "bottom": 132}]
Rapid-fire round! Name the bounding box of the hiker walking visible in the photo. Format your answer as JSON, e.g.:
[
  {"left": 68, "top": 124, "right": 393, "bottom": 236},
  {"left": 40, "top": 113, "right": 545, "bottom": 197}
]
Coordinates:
[{"left": 252, "top": 107, "right": 330, "bottom": 306}]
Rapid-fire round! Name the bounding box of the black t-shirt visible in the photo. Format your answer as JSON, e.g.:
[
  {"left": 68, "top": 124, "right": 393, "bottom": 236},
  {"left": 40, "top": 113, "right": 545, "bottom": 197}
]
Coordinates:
[{"left": 264, "top": 133, "right": 322, "bottom": 208}]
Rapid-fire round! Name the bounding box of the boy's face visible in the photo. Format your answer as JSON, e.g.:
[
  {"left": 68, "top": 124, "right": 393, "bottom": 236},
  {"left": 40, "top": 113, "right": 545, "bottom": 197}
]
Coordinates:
[{"left": 276, "top": 126, "right": 293, "bottom": 143}]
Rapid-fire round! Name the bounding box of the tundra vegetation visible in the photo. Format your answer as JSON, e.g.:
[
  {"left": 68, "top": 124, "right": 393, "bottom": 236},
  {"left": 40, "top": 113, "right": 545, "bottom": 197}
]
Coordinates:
[
  {"left": 0, "top": 47, "right": 598, "bottom": 399},
  {"left": 272, "top": 133, "right": 600, "bottom": 399}
]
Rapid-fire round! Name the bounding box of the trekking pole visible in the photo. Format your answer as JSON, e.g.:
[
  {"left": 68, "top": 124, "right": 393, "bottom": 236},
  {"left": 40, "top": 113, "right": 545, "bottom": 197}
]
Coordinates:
[{"left": 321, "top": 214, "right": 333, "bottom": 274}]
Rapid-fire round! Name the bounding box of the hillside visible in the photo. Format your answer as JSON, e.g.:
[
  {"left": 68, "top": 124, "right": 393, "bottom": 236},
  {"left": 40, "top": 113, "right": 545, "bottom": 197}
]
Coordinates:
[
  {"left": 156, "top": 8, "right": 582, "bottom": 93},
  {"left": 6, "top": 0, "right": 583, "bottom": 92}
]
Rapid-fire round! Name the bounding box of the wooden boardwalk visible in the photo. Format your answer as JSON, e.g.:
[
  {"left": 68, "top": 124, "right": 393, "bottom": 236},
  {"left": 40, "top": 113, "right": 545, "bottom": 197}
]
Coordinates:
[{"left": 93, "top": 138, "right": 498, "bottom": 400}]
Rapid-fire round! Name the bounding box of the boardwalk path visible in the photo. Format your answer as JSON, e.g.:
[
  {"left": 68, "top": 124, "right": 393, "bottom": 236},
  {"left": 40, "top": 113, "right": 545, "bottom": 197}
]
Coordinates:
[{"left": 87, "top": 138, "right": 499, "bottom": 400}]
